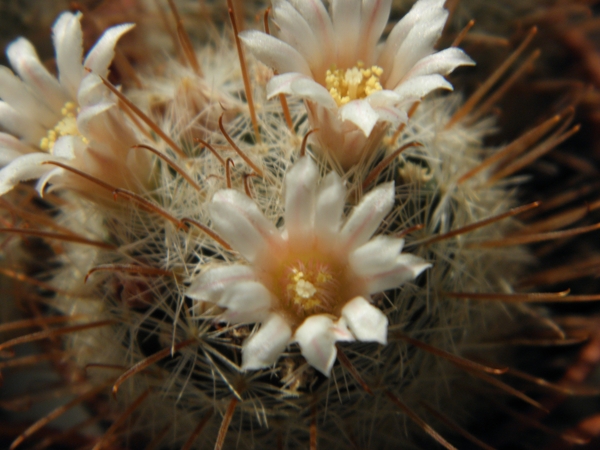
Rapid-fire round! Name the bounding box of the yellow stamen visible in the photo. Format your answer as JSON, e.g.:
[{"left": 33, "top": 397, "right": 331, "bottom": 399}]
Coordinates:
[
  {"left": 325, "top": 61, "right": 384, "bottom": 106},
  {"left": 285, "top": 267, "right": 334, "bottom": 314},
  {"left": 40, "top": 102, "right": 89, "bottom": 152}
]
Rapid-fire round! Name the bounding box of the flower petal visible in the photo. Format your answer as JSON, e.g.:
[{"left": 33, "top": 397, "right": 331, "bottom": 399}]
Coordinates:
[
  {"left": 0, "top": 101, "right": 46, "bottom": 145},
  {"left": 53, "top": 12, "right": 84, "bottom": 99},
  {"left": 284, "top": 156, "right": 319, "bottom": 240},
  {"left": 272, "top": 1, "right": 323, "bottom": 73},
  {"left": 339, "top": 99, "right": 379, "bottom": 137},
  {"left": 365, "top": 89, "right": 402, "bottom": 107},
  {"left": 341, "top": 296, "right": 388, "bottom": 344},
  {"left": 0, "top": 66, "right": 58, "bottom": 128},
  {"left": 78, "top": 74, "right": 109, "bottom": 107},
  {"left": 288, "top": 0, "right": 334, "bottom": 75},
  {"left": 340, "top": 181, "right": 395, "bottom": 250},
  {"left": 84, "top": 23, "right": 135, "bottom": 77},
  {"left": 332, "top": 0, "right": 361, "bottom": 68},
  {"left": 242, "top": 313, "right": 292, "bottom": 371},
  {"left": 0, "top": 131, "right": 36, "bottom": 164},
  {"left": 77, "top": 98, "right": 137, "bottom": 152},
  {"left": 76, "top": 102, "right": 115, "bottom": 141},
  {"left": 186, "top": 265, "right": 256, "bottom": 303},
  {"left": 363, "top": 253, "right": 431, "bottom": 294},
  {"left": 0, "top": 153, "right": 59, "bottom": 196},
  {"left": 358, "top": 0, "right": 392, "bottom": 64},
  {"left": 267, "top": 73, "right": 337, "bottom": 109},
  {"left": 218, "top": 281, "right": 272, "bottom": 323},
  {"left": 393, "top": 74, "right": 453, "bottom": 102},
  {"left": 372, "top": 105, "right": 408, "bottom": 127},
  {"left": 402, "top": 47, "right": 475, "bottom": 81},
  {"left": 51, "top": 135, "right": 82, "bottom": 160},
  {"left": 314, "top": 170, "right": 346, "bottom": 237},
  {"left": 35, "top": 166, "right": 64, "bottom": 195},
  {"left": 0, "top": 147, "right": 29, "bottom": 167},
  {"left": 378, "top": 0, "right": 445, "bottom": 79},
  {"left": 239, "top": 30, "right": 312, "bottom": 77},
  {"left": 349, "top": 235, "right": 405, "bottom": 277},
  {"left": 284, "top": 156, "right": 318, "bottom": 240},
  {"left": 209, "top": 189, "right": 282, "bottom": 263},
  {"left": 6, "top": 37, "right": 68, "bottom": 111},
  {"left": 294, "top": 314, "right": 340, "bottom": 376},
  {"left": 386, "top": 10, "right": 448, "bottom": 88}
]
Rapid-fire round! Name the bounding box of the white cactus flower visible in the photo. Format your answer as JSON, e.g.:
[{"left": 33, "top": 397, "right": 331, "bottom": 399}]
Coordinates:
[
  {"left": 240, "top": 0, "right": 474, "bottom": 169},
  {"left": 0, "top": 12, "right": 148, "bottom": 200},
  {"left": 186, "top": 156, "right": 431, "bottom": 376}
]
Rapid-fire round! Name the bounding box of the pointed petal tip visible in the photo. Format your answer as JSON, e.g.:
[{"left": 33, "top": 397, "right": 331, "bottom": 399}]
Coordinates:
[
  {"left": 295, "top": 315, "right": 339, "bottom": 377},
  {"left": 412, "top": 262, "right": 432, "bottom": 278},
  {"left": 342, "top": 297, "right": 388, "bottom": 345},
  {"left": 242, "top": 313, "right": 292, "bottom": 371},
  {"left": 339, "top": 99, "right": 379, "bottom": 137}
]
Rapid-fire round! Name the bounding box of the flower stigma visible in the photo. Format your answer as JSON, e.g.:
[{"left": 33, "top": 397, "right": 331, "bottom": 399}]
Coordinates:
[
  {"left": 40, "top": 101, "right": 89, "bottom": 152},
  {"left": 281, "top": 258, "right": 339, "bottom": 318},
  {"left": 325, "top": 61, "right": 384, "bottom": 106}
]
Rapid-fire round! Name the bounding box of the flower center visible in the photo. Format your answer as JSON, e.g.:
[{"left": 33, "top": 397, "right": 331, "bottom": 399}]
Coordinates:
[
  {"left": 40, "top": 102, "right": 89, "bottom": 152},
  {"left": 280, "top": 259, "right": 340, "bottom": 319},
  {"left": 325, "top": 61, "right": 384, "bottom": 106}
]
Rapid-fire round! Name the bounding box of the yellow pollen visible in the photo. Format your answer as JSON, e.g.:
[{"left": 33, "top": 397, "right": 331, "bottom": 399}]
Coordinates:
[
  {"left": 295, "top": 279, "right": 317, "bottom": 299},
  {"left": 325, "top": 61, "right": 384, "bottom": 106},
  {"left": 285, "top": 268, "right": 332, "bottom": 314},
  {"left": 40, "top": 101, "right": 89, "bottom": 152}
]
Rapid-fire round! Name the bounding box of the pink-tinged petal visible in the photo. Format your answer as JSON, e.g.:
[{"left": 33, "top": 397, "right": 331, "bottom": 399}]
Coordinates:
[
  {"left": 0, "top": 66, "right": 58, "bottom": 128},
  {"left": 0, "top": 101, "right": 46, "bottom": 145},
  {"left": 294, "top": 315, "right": 339, "bottom": 376},
  {"left": 51, "top": 135, "right": 82, "bottom": 160},
  {"left": 363, "top": 253, "right": 431, "bottom": 294},
  {"left": 0, "top": 148, "right": 27, "bottom": 167},
  {"left": 242, "top": 313, "right": 292, "bottom": 371},
  {"left": 77, "top": 74, "right": 109, "bottom": 107},
  {"left": 288, "top": 0, "right": 334, "bottom": 76},
  {"left": 209, "top": 189, "right": 282, "bottom": 263},
  {"left": 315, "top": 170, "right": 346, "bottom": 237},
  {"left": 52, "top": 12, "right": 84, "bottom": 99},
  {"left": 393, "top": 74, "right": 453, "bottom": 102},
  {"left": 272, "top": 2, "right": 322, "bottom": 72},
  {"left": 6, "top": 38, "right": 68, "bottom": 111},
  {"left": 349, "top": 235, "right": 405, "bottom": 277},
  {"left": 266, "top": 72, "right": 309, "bottom": 97},
  {"left": 332, "top": 0, "right": 361, "bottom": 68},
  {"left": 77, "top": 97, "right": 137, "bottom": 152},
  {"left": 187, "top": 265, "right": 255, "bottom": 303},
  {"left": 340, "top": 181, "right": 394, "bottom": 250},
  {"left": 34, "top": 166, "right": 64, "bottom": 195},
  {"left": 76, "top": 102, "right": 114, "bottom": 141},
  {"left": 358, "top": 0, "right": 392, "bottom": 64},
  {"left": 372, "top": 105, "right": 408, "bottom": 127},
  {"left": 338, "top": 128, "right": 369, "bottom": 169},
  {"left": 239, "top": 30, "right": 312, "bottom": 77},
  {"left": 339, "top": 99, "right": 379, "bottom": 137},
  {"left": 378, "top": 0, "right": 444, "bottom": 76},
  {"left": 341, "top": 296, "right": 388, "bottom": 344},
  {"left": 267, "top": 73, "right": 337, "bottom": 109},
  {"left": 84, "top": 23, "right": 135, "bottom": 77},
  {"left": 365, "top": 89, "right": 401, "bottom": 107},
  {"left": 331, "top": 317, "right": 355, "bottom": 342},
  {"left": 386, "top": 12, "right": 448, "bottom": 88},
  {"left": 284, "top": 156, "right": 318, "bottom": 240},
  {"left": 0, "top": 153, "right": 59, "bottom": 196},
  {"left": 402, "top": 47, "right": 475, "bottom": 81},
  {"left": 217, "top": 281, "right": 272, "bottom": 323},
  {"left": 0, "top": 131, "right": 37, "bottom": 160}
]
